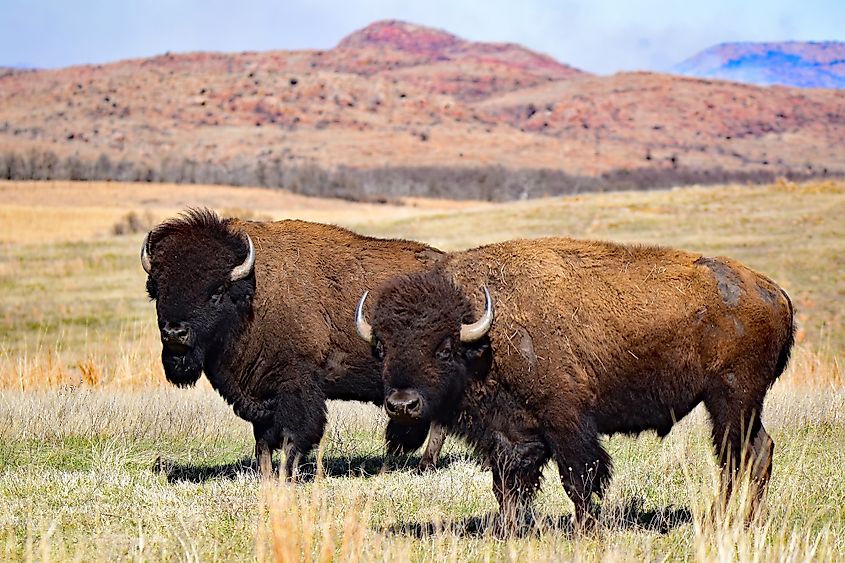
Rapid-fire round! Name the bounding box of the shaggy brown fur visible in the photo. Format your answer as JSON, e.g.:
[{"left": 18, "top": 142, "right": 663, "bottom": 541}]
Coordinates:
[
  {"left": 366, "top": 237, "right": 794, "bottom": 532},
  {"left": 144, "top": 208, "right": 447, "bottom": 478}
]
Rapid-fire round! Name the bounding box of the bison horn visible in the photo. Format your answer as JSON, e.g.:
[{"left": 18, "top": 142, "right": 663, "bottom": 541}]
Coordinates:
[
  {"left": 230, "top": 233, "right": 256, "bottom": 282},
  {"left": 355, "top": 291, "right": 373, "bottom": 344},
  {"left": 140, "top": 232, "right": 152, "bottom": 274},
  {"left": 460, "top": 287, "right": 494, "bottom": 342}
]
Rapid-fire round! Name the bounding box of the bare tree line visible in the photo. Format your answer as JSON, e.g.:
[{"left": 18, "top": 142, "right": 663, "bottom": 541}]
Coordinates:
[{"left": 0, "top": 149, "right": 837, "bottom": 202}]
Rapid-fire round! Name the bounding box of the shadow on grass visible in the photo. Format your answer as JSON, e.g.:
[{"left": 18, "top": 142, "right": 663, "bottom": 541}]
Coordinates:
[
  {"left": 386, "top": 513, "right": 505, "bottom": 539},
  {"left": 603, "top": 498, "right": 693, "bottom": 534},
  {"left": 155, "top": 452, "right": 469, "bottom": 483},
  {"left": 387, "top": 498, "right": 691, "bottom": 539}
]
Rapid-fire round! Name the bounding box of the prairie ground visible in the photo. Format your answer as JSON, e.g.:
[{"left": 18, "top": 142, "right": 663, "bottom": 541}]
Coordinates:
[{"left": 0, "top": 179, "right": 843, "bottom": 560}]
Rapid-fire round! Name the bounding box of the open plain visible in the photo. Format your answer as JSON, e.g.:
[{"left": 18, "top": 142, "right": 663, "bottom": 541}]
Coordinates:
[{"left": 0, "top": 179, "right": 843, "bottom": 560}]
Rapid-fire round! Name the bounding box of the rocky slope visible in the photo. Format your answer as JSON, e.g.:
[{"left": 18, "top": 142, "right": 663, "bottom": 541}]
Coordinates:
[{"left": 1, "top": 21, "right": 843, "bottom": 195}]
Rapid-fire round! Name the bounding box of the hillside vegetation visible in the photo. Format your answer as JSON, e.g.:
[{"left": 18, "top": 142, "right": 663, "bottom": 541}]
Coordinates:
[{"left": 2, "top": 21, "right": 844, "bottom": 200}]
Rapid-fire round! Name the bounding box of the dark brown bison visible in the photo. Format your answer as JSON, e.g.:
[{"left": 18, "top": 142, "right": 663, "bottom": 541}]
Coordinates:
[
  {"left": 355, "top": 237, "right": 794, "bottom": 532},
  {"left": 141, "top": 208, "right": 448, "bottom": 478}
]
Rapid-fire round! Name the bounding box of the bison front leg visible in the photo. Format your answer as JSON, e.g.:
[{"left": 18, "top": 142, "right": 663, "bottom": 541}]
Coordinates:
[
  {"left": 418, "top": 422, "right": 447, "bottom": 472},
  {"left": 548, "top": 422, "right": 611, "bottom": 532},
  {"left": 280, "top": 438, "right": 305, "bottom": 481},
  {"left": 489, "top": 433, "right": 550, "bottom": 538}
]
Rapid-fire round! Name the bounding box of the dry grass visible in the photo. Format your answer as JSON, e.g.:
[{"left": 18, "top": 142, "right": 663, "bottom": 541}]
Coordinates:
[
  {"left": 2, "top": 178, "right": 842, "bottom": 385},
  {"left": 0, "top": 178, "right": 843, "bottom": 560},
  {"left": 0, "top": 180, "right": 486, "bottom": 244},
  {"left": 0, "top": 383, "right": 842, "bottom": 560}
]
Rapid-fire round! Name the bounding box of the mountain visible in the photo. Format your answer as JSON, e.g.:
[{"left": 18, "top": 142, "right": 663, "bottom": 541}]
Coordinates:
[
  {"left": 1, "top": 21, "right": 843, "bottom": 198},
  {"left": 674, "top": 41, "right": 845, "bottom": 89}
]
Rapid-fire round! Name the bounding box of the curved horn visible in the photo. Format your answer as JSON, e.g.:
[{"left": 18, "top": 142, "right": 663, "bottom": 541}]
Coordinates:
[
  {"left": 355, "top": 291, "right": 373, "bottom": 344},
  {"left": 229, "top": 233, "right": 256, "bottom": 282},
  {"left": 460, "top": 287, "right": 494, "bottom": 342},
  {"left": 140, "top": 232, "right": 152, "bottom": 274}
]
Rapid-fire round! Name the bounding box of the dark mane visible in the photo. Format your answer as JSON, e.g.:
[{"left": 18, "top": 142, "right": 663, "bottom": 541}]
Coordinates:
[{"left": 149, "top": 207, "right": 233, "bottom": 248}]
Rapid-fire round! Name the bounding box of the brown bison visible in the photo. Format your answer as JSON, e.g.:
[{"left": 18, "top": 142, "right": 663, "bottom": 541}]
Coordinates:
[
  {"left": 355, "top": 237, "right": 794, "bottom": 531},
  {"left": 141, "top": 208, "right": 448, "bottom": 478}
]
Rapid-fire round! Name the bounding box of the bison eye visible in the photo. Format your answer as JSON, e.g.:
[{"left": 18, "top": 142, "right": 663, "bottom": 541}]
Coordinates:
[
  {"left": 373, "top": 339, "right": 385, "bottom": 361},
  {"left": 436, "top": 336, "right": 453, "bottom": 361},
  {"left": 210, "top": 284, "right": 227, "bottom": 305}
]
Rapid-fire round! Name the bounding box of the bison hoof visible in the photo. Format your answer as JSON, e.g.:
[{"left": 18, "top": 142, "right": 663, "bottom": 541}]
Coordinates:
[
  {"left": 573, "top": 512, "right": 600, "bottom": 535},
  {"left": 491, "top": 511, "right": 534, "bottom": 539},
  {"left": 416, "top": 458, "right": 437, "bottom": 473}
]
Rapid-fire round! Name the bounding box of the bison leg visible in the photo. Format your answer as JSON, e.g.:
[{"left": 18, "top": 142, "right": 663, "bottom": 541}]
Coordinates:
[
  {"left": 253, "top": 425, "right": 274, "bottom": 479},
  {"left": 705, "top": 392, "right": 770, "bottom": 521},
  {"left": 747, "top": 424, "right": 774, "bottom": 518},
  {"left": 489, "top": 433, "right": 550, "bottom": 537},
  {"left": 281, "top": 411, "right": 327, "bottom": 481},
  {"left": 418, "top": 422, "right": 447, "bottom": 472},
  {"left": 275, "top": 379, "right": 328, "bottom": 481},
  {"left": 280, "top": 438, "right": 305, "bottom": 481},
  {"left": 381, "top": 421, "right": 447, "bottom": 473},
  {"left": 548, "top": 422, "right": 611, "bottom": 531}
]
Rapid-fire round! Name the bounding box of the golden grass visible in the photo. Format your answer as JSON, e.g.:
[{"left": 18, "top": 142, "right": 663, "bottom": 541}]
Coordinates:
[
  {"left": 0, "top": 180, "right": 486, "bottom": 244},
  {"left": 2, "top": 177, "right": 842, "bottom": 389}
]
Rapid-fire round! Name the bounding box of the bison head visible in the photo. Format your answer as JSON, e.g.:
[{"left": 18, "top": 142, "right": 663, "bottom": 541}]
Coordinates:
[
  {"left": 141, "top": 209, "right": 256, "bottom": 387},
  {"left": 355, "top": 272, "right": 493, "bottom": 425}
]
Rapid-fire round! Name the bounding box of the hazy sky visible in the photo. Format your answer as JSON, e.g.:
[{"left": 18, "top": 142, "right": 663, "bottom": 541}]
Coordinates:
[{"left": 2, "top": 0, "right": 843, "bottom": 74}]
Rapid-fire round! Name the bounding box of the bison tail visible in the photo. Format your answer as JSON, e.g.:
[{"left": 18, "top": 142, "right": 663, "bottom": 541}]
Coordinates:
[{"left": 773, "top": 288, "right": 796, "bottom": 382}]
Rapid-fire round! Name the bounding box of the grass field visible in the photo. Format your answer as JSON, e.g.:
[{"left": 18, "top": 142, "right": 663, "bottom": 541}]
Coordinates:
[{"left": 0, "top": 179, "right": 843, "bottom": 560}]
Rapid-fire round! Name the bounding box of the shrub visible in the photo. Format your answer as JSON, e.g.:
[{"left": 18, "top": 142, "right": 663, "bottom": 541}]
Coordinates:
[{"left": 112, "top": 210, "right": 156, "bottom": 235}]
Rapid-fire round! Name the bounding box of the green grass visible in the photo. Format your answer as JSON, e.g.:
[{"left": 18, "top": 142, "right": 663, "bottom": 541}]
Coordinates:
[{"left": 0, "top": 387, "right": 843, "bottom": 560}]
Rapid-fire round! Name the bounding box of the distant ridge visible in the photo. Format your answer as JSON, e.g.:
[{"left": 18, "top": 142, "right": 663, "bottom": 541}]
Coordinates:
[
  {"left": 673, "top": 41, "right": 845, "bottom": 89},
  {"left": 1, "top": 21, "right": 844, "bottom": 199}
]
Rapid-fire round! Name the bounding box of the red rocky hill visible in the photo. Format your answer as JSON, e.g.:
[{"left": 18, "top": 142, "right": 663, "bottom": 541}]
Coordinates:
[{"left": 1, "top": 20, "right": 842, "bottom": 195}]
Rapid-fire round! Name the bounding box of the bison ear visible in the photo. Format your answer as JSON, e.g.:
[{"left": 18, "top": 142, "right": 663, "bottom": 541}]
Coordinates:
[
  {"left": 146, "top": 276, "right": 158, "bottom": 300},
  {"left": 230, "top": 278, "right": 255, "bottom": 312},
  {"left": 463, "top": 340, "right": 492, "bottom": 378}
]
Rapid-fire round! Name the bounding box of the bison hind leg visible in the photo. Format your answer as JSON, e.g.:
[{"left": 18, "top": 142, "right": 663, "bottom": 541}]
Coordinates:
[{"left": 704, "top": 389, "right": 772, "bottom": 522}]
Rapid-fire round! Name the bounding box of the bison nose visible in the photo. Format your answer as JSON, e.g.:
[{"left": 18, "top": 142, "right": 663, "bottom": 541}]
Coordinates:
[
  {"left": 161, "top": 322, "right": 192, "bottom": 348},
  {"left": 385, "top": 389, "right": 423, "bottom": 420}
]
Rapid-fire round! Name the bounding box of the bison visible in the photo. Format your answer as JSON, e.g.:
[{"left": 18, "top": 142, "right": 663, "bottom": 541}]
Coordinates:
[
  {"left": 141, "top": 208, "right": 448, "bottom": 478},
  {"left": 355, "top": 237, "right": 794, "bottom": 532}
]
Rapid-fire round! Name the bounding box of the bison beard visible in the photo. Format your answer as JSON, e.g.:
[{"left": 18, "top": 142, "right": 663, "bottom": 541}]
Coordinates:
[
  {"left": 161, "top": 348, "right": 203, "bottom": 387},
  {"left": 363, "top": 238, "right": 795, "bottom": 535},
  {"left": 142, "top": 208, "right": 448, "bottom": 479}
]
